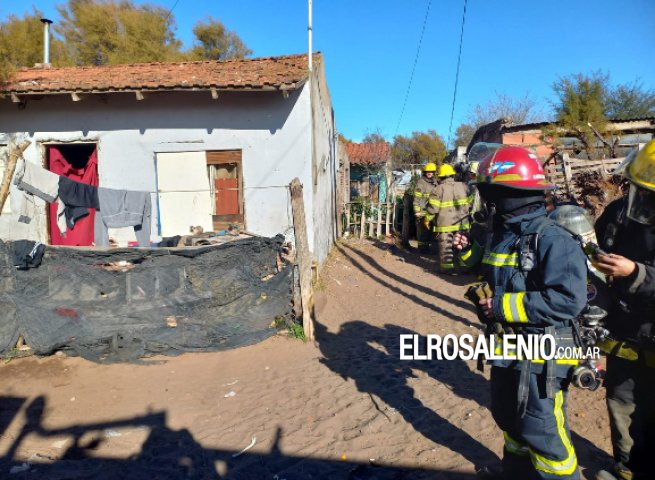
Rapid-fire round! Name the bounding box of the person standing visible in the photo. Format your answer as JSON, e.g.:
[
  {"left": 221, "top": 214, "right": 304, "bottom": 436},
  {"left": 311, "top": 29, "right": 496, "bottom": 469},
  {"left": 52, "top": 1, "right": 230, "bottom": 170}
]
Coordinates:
[
  {"left": 455, "top": 145, "right": 588, "bottom": 479},
  {"left": 593, "top": 140, "right": 655, "bottom": 480},
  {"left": 426, "top": 163, "right": 472, "bottom": 273},
  {"left": 413, "top": 162, "right": 438, "bottom": 253}
]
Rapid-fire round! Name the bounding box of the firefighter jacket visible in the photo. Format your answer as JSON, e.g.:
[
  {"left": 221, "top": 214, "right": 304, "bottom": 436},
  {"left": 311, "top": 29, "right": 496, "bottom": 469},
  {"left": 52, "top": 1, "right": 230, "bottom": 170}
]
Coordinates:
[
  {"left": 595, "top": 198, "right": 655, "bottom": 348},
  {"left": 460, "top": 208, "right": 588, "bottom": 377},
  {"left": 412, "top": 176, "right": 438, "bottom": 216},
  {"left": 425, "top": 177, "right": 473, "bottom": 233}
]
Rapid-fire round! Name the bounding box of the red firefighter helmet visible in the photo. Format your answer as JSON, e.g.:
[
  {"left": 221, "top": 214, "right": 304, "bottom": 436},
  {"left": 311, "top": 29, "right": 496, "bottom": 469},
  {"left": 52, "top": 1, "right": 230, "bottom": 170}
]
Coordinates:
[{"left": 474, "top": 144, "right": 555, "bottom": 191}]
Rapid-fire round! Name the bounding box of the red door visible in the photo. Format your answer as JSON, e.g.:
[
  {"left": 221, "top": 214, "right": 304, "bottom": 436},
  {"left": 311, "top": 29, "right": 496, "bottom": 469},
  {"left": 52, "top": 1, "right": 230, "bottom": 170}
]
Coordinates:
[
  {"left": 48, "top": 145, "right": 99, "bottom": 246},
  {"left": 215, "top": 178, "right": 239, "bottom": 215}
]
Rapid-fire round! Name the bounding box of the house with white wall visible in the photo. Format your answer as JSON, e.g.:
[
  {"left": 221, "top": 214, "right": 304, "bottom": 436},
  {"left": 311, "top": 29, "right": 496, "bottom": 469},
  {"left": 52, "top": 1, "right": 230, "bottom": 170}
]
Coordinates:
[{"left": 0, "top": 53, "right": 339, "bottom": 263}]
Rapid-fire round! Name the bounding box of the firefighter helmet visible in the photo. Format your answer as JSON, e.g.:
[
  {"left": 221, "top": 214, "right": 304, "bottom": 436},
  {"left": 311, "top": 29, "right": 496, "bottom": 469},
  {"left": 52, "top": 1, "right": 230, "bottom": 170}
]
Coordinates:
[
  {"left": 423, "top": 162, "right": 437, "bottom": 173},
  {"left": 625, "top": 139, "right": 655, "bottom": 192},
  {"left": 475, "top": 144, "right": 555, "bottom": 191},
  {"left": 624, "top": 140, "right": 655, "bottom": 225},
  {"left": 438, "top": 163, "right": 456, "bottom": 177}
]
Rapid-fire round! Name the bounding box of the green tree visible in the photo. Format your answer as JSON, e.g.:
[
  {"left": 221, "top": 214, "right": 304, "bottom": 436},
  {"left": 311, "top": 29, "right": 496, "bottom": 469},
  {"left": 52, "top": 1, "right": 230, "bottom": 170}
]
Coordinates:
[
  {"left": 453, "top": 123, "right": 476, "bottom": 150},
  {"left": 605, "top": 80, "right": 655, "bottom": 119},
  {"left": 544, "top": 72, "right": 609, "bottom": 159},
  {"left": 391, "top": 129, "right": 447, "bottom": 168},
  {"left": 0, "top": 8, "right": 71, "bottom": 79},
  {"left": 453, "top": 92, "right": 543, "bottom": 149},
  {"left": 56, "top": 0, "right": 183, "bottom": 65},
  {"left": 188, "top": 17, "right": 251, "bottom": 60},
  {"left": 361, "top": 130, "right": 386, "bottom": 144}
]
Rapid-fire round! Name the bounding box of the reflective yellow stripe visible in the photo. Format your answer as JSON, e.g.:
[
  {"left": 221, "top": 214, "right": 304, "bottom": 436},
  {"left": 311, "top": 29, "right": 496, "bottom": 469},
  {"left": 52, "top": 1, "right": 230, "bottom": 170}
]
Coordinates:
[
  {"left": 461, "top": 248, "right": 473, "bottom": 261},
  {"left": 483, "top": 252, "right": 519, "bottom": 267},
  {"left": 433, "top": 223, "right": 471, "bottom": 233},
  {"left": 532, "top": 358, "right": 580, "bottom": 365},
  {"left": 529, "top": 390, "right": 578, "bottom": 476},
  {"left": 503, "top": 294, "right": 514, "bottom": 322},
  {"left": 515, "top": 292, "right": 527, "bottom": 322},
  {"left": 414, "top": 191, "right": 427, "bottom": 198},
  {"left": 413, "top": 205, "right": 422, "bottom": 213},
  {"left": 597, "top": 338, "right": 639, "bottom": 361},
  {"left": 427, "top": 195, "right": 474, "bottom": 208},
  {"left": 503, "top": 431, "right": 529, "bottom": 456}
]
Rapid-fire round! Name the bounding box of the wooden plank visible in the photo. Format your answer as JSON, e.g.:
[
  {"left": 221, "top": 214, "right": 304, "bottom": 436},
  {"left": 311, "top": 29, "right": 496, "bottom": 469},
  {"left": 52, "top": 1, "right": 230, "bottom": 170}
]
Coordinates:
[
  {"left": 0, "top": 141, "right": 30, "bottom": 215},
  {"left": 345, "top": 203, "right": 351, "bottom": 234},
  {"left": 289, "top": 178, "right": 315, "bottom": 342},
  {"left": 562, "top": 153, "right": 573, "bottom": 196},
  {"left": 376, "top": 202, "right": 382, "bottom": 238},
  {"left": 368, "top": 204, "right": 375, "bottom": 238},
  {"left": 206, "top": 150, "right": 242, "bottom": 164},
  {"left": 385, "top": 202, "right": 391, "bottom": 236}
]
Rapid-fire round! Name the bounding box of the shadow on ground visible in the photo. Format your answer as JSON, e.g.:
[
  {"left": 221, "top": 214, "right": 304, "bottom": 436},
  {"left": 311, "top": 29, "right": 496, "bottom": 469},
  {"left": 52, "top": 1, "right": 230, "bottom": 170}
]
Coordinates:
[
  {"left": 316, "top": 317, "right": 498, "bottom": 472},
  {"left": 0, "top": 394, "right": 478, "bottom": 479},
  {"left": 320, "top": 240, "right": 615, "bottom": 479},
  {"left": 336, "top": 243, "right": 481, "bottom": 330}
]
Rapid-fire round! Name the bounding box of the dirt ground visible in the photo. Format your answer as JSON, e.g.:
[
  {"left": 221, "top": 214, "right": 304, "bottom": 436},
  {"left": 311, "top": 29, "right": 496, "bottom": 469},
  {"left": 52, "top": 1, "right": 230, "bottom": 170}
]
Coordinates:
[{"left": 0, "top": 239, "right": 613, "bottom": 479}]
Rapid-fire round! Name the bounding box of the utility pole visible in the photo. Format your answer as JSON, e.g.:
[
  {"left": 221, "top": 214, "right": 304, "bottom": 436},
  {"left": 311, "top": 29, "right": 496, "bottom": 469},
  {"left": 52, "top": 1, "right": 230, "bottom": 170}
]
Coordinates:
[{"left": 308, "top": 0, "right": 313, "bottom": 72}]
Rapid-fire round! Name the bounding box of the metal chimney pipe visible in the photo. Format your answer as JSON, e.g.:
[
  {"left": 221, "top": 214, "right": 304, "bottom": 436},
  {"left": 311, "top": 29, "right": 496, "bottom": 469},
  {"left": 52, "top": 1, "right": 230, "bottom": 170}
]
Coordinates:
[{"left": 40, "top": 18, "right": 53, "bottom": 65}]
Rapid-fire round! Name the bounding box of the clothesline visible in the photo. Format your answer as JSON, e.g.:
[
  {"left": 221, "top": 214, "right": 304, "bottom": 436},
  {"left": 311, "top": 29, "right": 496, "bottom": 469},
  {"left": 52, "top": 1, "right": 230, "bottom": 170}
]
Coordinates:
[{"left": 14, "top": 159, "right": 151, "bottom": 247}]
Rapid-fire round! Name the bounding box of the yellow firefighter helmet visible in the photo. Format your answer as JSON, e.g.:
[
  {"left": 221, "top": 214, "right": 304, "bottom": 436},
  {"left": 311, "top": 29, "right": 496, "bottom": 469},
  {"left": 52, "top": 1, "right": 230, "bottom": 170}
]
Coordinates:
[{"left": 438, "top": 163, "right": 456, "bottom": 177}]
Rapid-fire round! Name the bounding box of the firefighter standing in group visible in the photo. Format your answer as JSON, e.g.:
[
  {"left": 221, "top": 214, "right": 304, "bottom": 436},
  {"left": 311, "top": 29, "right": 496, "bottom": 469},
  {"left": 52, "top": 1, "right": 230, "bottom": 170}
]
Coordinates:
[
  {"left": 454, "top": 144, "right": 588, "bottom": 479},
  {"left": 593, "top": 139, "right": 655, "bottom": 480},
  {"left": 413, "top": 162, "right": 439, "bottom": 253},
  {"left": 425, "top": 163, "right": 473, "bottom": 273}
]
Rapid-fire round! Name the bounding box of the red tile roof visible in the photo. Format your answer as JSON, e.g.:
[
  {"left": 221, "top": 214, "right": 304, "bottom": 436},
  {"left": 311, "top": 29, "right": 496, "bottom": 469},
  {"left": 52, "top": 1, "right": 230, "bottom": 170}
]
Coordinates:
[
  {"left": 1, "top": 53, "right": 319, "bottom": 95},
  {"left": 345, "top": 142, "right": 391, "bottom": 165}
]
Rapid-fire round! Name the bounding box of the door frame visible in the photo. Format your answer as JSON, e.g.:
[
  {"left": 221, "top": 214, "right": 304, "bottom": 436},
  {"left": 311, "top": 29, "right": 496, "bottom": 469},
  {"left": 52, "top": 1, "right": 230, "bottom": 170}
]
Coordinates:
[{"left": 206, "top": 150, "right": 245, "bottom": 230}]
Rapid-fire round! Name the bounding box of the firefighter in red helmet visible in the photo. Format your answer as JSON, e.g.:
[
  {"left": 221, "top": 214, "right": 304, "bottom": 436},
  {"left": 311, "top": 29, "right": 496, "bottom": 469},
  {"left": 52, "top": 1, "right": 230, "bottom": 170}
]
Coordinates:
[{"left": 456, "top": 143, "right": 588, "bottom": 479}]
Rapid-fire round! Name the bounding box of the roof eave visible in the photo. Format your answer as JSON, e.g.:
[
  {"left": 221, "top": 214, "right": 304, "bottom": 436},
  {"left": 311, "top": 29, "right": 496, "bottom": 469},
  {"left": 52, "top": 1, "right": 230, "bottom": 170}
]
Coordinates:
[{"left": 2, "top": 78, "right": 308, "bottom": 97}]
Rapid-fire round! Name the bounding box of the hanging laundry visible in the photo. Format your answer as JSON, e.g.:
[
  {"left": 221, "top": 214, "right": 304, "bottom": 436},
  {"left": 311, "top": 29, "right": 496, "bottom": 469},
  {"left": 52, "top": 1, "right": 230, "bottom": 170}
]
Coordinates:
[
  {"left": 95, "top": 188, "right": 151, "bottom": 247},
  {"left": 13, "top": 159, "right": 60, "bottom": 224},
  {"left": 58, "top": 176, "right": 100, "bottom": 230},
  {"left": 48, "top": 146, "right": 98, "bottom": 247}
]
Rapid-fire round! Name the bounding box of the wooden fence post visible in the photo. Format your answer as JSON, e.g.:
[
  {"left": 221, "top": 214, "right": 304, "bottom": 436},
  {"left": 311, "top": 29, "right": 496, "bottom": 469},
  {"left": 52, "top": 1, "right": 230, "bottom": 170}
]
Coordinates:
[
  {"left": 0, "top": 140, "right": 30, "bottom": 214},
  {"left": 376, "top": 202, "right": 382, "bottom": 238},
  {"left": 385, "top": 202, "right": 391, "bottom": 236},
  {"left": 359, "top": 205, "right": 366, "bottom": 239},
  {"left": 368, "top": 204, "right": 375, "bottom": 238},
  {"left": 289, "top": 178, "right": 315, "bottom": 342},
  {"left": 345, "top": 203, "right": 351, "bottom": 235},
  {"left": 562, "top": 153, "right": 573, "bottom": 197}
]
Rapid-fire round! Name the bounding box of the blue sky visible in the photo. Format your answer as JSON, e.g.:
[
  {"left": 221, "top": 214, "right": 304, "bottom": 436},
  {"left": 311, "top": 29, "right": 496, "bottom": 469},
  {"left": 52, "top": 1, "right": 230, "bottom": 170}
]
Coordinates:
[{"left": 3, "top": 0, "right": 655, "bottom": 144}]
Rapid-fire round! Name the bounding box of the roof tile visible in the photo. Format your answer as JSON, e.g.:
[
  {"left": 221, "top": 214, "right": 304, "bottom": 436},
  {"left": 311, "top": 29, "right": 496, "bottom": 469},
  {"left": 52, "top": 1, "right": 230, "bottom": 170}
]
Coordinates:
[
  {"left": 345, "top": 142, "right": 391, "bottom": 165},
  {"left": 1, "top": 53, "right": 319, "bottom": 95}
]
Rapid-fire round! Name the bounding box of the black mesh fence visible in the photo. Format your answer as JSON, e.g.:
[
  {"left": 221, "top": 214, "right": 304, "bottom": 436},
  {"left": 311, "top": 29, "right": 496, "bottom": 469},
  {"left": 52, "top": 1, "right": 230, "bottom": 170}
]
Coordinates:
[{"left": 0, "top": 235, "right": 292, "bottom": 363}]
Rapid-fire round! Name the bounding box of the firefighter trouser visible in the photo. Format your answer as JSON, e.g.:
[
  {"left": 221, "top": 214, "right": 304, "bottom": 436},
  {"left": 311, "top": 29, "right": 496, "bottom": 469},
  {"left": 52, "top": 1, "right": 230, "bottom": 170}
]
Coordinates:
[
  {"left": 416, "top": 218, "right": 431, "bottom": 252},
  {"left": 490, "top": 366, "right": 579, "bottom": 480},
  {"left": 435, "top": 232, "right": 454, "bottom": 271},
  {"left": 604, "top": 354, "right": 655, "bottom": 480}
]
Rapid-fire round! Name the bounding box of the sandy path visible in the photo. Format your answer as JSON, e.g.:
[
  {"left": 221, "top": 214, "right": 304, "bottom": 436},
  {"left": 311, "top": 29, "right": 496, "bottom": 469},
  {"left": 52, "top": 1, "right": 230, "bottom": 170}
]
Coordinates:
[{"left": 0, "top": 240, "right": 613, "bottom": 479}]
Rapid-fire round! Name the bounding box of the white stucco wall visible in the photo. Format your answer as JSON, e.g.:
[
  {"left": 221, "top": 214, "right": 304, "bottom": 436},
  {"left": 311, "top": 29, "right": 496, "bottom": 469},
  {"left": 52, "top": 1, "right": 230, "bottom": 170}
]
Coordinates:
[
  {"left": 310, "top": 62, "right": 338, "bottom": 264},
  {"left": 0, "top": 87, "right": 317, "bottom": 249}
]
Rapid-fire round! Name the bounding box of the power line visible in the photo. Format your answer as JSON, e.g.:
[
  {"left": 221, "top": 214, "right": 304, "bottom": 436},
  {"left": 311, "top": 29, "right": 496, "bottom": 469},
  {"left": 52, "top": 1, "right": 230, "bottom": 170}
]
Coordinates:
[
  {"left": 165, "top": 0, "right": 182, "bottom": 22},
  {"left": 447, "top": 0, "right": 468, "bottom": 148},
  {"left": 395, "top": 0, "right": 432, "bottom": 136}
]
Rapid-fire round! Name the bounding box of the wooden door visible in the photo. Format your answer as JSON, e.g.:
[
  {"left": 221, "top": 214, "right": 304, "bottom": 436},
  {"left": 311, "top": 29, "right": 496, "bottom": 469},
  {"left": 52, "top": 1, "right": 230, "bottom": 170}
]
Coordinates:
[{"left": 207, "top": 150, "right": 244, "bottom": 230}]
